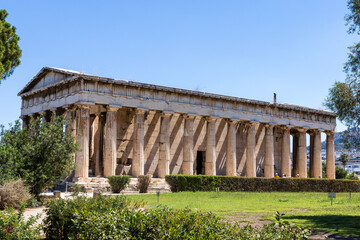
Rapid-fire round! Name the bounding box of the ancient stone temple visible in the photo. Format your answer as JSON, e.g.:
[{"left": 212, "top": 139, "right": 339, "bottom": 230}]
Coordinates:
[{"left": 18, "top": 67, "right": 337, "bottom": 180}]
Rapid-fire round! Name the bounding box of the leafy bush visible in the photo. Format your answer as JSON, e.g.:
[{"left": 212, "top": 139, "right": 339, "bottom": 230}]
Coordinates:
[
  {"left": 165, "top": 174, "right": 360, "bottom": 192},
  {"left": 43, "top": 196, "right": 311, "bottom": 239},
  {"left": 138, "top": 175, "right": 151, "bottom": 193},
  {"left": 43, "top": 195, "right": 142, "bottom": 239},
  {"left": 346, "top": 172, "right": 359, "bottom": 180},
  {"left": 336, "top": 166, "right": 348, "bottom": 179},
  {"left": 0, "top": 115, "right": 78, "bottom": 198},
  {"left": 0, "top": 203, "right": 41, "bottom": 239},
  {"left": 70, "top": 183, "right": 85, "bottom": 196},
  {"left": 107, "top": 175, "right": 131, "bottom": 193},
  {"left": 0, "top": 179, "right": 31, "bottom": 209}
]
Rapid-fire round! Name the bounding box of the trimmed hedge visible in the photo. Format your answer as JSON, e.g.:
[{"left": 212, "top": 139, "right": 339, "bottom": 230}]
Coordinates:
[
  {"left": 165, "top": 175, "right": 360, "bottom": 192},
  {"left": 107, "top": 175, "right": 131, "bottom": 193}
]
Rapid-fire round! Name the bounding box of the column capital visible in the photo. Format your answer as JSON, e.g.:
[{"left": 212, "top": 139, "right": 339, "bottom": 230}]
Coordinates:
[
  {"left": 295, "top": 127, "right": 307, "bottom": 133},
  {"left": 227, "top": 118, "right": 239, "bottom": 124},
  {"left": 135, "top": 108, "right": 147, "bottom": 114},
  {"left": 263, "top": 123, "right": 275, "bottom": 129},
  {"left": 183, "top": 113, "right": 196, "bottom": 119},
  {"left": 106, "top": 106, "right": 119, "bottom": 112},
  {"left": 325, "top": 130, "right": 335, "bottom": 136},
  {"left": 308, "top": 129, "right": 321, "bottom": 135},
  {"left": 278, "top": 125, "right": 291, "bottom": 131},
  {"left": 64, "top": 105, "right": 77, "bottom": 112},
  {"left": 244, "top": 121, "right": 258, "bottom": 127},
  {"left": 75, "top": 104, "right": 90, "bottom": 109},
  {"left": 205, "top": 116, "right": 217, "bottom": 122},
  {"left": 161, "top": 111, "right": 173, "bottom": 117}
]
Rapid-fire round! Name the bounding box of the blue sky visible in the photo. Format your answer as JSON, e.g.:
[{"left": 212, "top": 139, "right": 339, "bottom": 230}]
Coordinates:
[{"left": 0, "top": 1, "right": 355, "bottom": 133}]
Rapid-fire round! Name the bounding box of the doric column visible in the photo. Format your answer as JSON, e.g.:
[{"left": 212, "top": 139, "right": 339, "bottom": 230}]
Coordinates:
[
  {"left": 182, "top": 115, "right": 195, "bottom": 175},
  {"left": 264, "top": 124, "right": 275, "bottom": 177},
  {"left": 75, "top": 105, "right": 90, "bottom": 178},
  {"left": 104, "top": 107, "right": 118, "bottom": 177},
  {"left": 21, "top": 115, "right": 29, "bottom": 129},
  {"left": 133, "top": 109, "right": 145, "bottom": 177},
  {"left": 92, "top": 113, "right": 102, "bottom": 176},
  {"left": 297, "top": 128, "right": 307, "bottom": 178},
  {"left": 205, "top": 117, "right": 217, "bottom": 175},
  {"left": 246, "top": 122, "right": 257, "bottom": 177},
  {"left": 281, "top": 127, "right": 291, "bottom": 177},
  {"left": 312, "top": 130, "right": 322, "bottom": 178},
  {"left": 158, "top": 112, "right": 171, "bottom": 178},
  {"left": 326, "top": 131, "right": 335, "bottom": 179},
  {"left": 65, "top": 106, "right": 77, "bottom": 165},
  {"left": 226, "top": 120, "right": 237, "bottom": 176}
]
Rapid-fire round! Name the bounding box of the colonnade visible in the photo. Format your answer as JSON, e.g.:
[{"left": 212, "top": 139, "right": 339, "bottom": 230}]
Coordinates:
[{"left": 22, "top": 104, "right": 336, "bottom": 180}]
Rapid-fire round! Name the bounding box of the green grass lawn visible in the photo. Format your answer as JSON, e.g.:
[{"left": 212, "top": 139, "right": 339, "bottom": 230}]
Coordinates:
[{"left": 127, "top": 192, "right": 360, "bottom": 236}]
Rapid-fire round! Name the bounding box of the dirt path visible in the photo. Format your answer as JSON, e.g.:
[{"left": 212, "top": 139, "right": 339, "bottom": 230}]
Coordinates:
[{"left": 23, "top": 206, "right": 46, "bottom": 226}]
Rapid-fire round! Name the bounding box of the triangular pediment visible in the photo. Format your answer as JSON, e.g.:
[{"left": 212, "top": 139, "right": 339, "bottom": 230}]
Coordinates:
[{"left": 18, "top": 67, "right": 84, "bottom": 96}]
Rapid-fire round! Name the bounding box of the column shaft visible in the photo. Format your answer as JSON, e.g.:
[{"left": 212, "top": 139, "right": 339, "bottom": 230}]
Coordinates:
[
  {"left": 205, "top": 119, "right": 216, "bottom": 175},
  {"left": 133, "top": 110, "right": 145, "bottom": 177},
  {"left": 264, "top": 125, "right": 274, "bottom": 177},
  {"left": 75, "top": 106, "right": 90, "bottom": 178},
  {"left": 246, "top": 124, "right": 256, "bottom": 177},
  {"left": 183, "top": 116, "right": 195, "bottom": 175},
  {"left": 326, "top": 133, "right": 335, "bottom": 179},
  {"left": 313, "top": 131, "right": 322, "bottom": 178},
  {"left": 158, "top": 113, "right": 171, "bottom": 178},
  {"left": 92, "top": 114, "right": 102, "bottom": 176},
  {"left": 104, "top": 108, "right": 118, "bottom": 177},
  {"left": 297, "top": 130, "right": 307, "bottom": 178},
  {"left": 226, "top": 121, "right": 237, "bottom": 176},
  {"left": 281, "top": 128, "right": 291, "bottom": 177}
]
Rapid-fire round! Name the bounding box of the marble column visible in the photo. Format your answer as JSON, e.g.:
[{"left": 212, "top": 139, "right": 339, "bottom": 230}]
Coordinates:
[
  {"left": 158, "top": 112, "right": 171, "bottom": 178},
  {"left": 75, "top": 105, "right": 90, "bottom": 178},
  {"left": 183, "top": 115, "right": 195, "bottom": 175},
  {"left": 313, "top": 130, "right": 322, "bottom": 178},
  {"left": 205, "top": 118, "right": 217, "bottom": 175},
  {"left": 65, "top": 107, "right": 77, "bottom": 165},
  {"left": 91, "top": 113, "right": 102, "bottom": 176},
  {"left": 297, "top": 129, "right": 307, "bottom": 178},
  {"left": 326, "top": 131, "right": 335, "bottom": 179},
  {"left": 226, "top": 120, "right": 237, "bottom": 176},
  {"left": 281, "top": 127, "right": 291, "bottom": 177},
  {"left": 246, "top": 123, "right": 257, "bottom": 177},
  {"left": 133, "top": 109, "right": 145, "bottom": 177},
  {"left": 264, "top": 124, "right": 275, "bottom": 178},
  {"left": 104, "top": 107, "right": 118, "bottom": 177},
  {"left": 21, "top": 115, "right": 29, "bottom": 129}
]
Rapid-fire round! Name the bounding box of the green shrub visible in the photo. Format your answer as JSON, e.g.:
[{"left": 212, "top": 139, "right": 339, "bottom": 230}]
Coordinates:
[
  {"left": 43, "top": 195, "right": 142, "bottom": 239},
  {"left": 336, "top": 166, "right": 348, "bottom": 179},
  {"left": 165, "top": 174, "right": 360, "bottom": 192},
  {"left": 0, "top": 179, "right": 31, "bottom": 209},
  {"left": 107, "top": 175, "right": 131, "bottom": 193},
  {"left": 346, "top": 172, "right": 359, "bottom": 180},
  {"left": 43, "top": 196, "right": 311, "bottom": 239},
  {"left": 138, "top": 174, "right": 151, "bottom": 193},
  {"left": 0, "top": 203, "right": 41, "bottom": 239}
]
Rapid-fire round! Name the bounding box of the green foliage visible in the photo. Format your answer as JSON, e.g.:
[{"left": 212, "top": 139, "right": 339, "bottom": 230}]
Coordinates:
[
  {"left": 43, "top": 195, "right": 143, "bottom": 239},
  {"left": 0, "top": 203, "right": 41, "bottom": 239},
  {"left": 338, "top": 153, "right": 350, "bottom": 168},
  {"left": 166, "top": 174, "right": 360, "bottom": 192},
  {"left": 325, "top": 1, "right": 360, "bottom": 150},
  {"left": 0, "top": 179, "right": 31, "bottom": 209},
  {"left": 346, "top": 172, "right": 359, "bottom": 180},
  {"left": 70, "top": 183, "right": 85, "bottom": 196},
  {"left": 137, "top": 175, "right": 151, "bottom": 193},
  {"left": 0, "top": 115, "right": 78, "bottom": 197},
  {"left": 44, "top": 195, "right": 310, "bottom": 239},
  {"left": 336, "top": 166, "right": 348, "bottom": 179},
  {"left": 0, "top": 9, "right": 22, "bottom": 82},
  {"left": 107, "top": 175, "right": 131, "bottom": 193}
]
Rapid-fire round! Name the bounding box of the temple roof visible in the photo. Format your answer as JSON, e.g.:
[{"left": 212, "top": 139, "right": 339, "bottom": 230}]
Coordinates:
[{"left": 18, "top": 67, "right": 337, "bottom": 117}]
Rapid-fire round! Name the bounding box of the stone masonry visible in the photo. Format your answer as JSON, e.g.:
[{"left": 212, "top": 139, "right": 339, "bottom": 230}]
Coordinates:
[{"left": 19, "top": 67, "right": 337, "bottom": 180}]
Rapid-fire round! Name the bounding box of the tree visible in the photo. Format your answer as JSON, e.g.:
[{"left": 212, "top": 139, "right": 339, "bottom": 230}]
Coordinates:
[
  {"left": 324, "top": 0, "right": 360, "bottom": 150},
  {"left": 338, "top": 153, "right": 350, "bottom": 169},
  {"left": 0, "top": 9, "right": 22, "bottom": 83},
  {"left": 335, "top": 166, "right": 348, "bottom": 179},
  {"left": 0, "top": 115, "right": 78, "bottom": 197}
]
